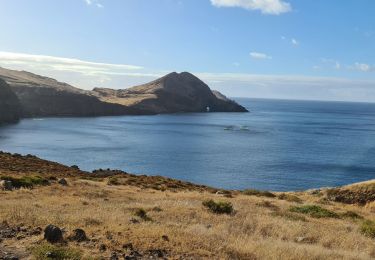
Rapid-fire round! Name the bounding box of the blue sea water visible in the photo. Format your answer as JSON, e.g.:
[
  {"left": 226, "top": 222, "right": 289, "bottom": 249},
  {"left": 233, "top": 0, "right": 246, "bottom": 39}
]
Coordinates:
[{"left": 1, "top": 98, "right": 375, "bottom": 191}]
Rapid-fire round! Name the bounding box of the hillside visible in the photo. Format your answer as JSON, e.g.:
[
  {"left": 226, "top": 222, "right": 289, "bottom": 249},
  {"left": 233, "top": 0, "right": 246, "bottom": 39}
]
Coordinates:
[
  {"left": 0, "top": 78, "right": 21, "bottom": 124},
  {"left": 0, "top": 152, "right": 374, "bottom": 259},
  {"left": 0, "top": 67, "right": 247, "bottom": 120},
  {"left": 93, "top": 72, "right": 248, "bottom": 114}
]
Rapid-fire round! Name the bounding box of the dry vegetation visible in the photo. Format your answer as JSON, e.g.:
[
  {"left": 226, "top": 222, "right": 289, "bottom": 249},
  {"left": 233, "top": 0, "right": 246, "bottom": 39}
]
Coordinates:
[{"left": 0, "top": 152, "right": 375, "bottom": 259}]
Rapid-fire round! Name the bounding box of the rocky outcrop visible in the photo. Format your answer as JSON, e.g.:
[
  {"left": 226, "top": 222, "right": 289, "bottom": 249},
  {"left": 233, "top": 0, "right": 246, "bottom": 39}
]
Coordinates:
[
  {"left": 93, "top": 72, "right": 248, "bottom": 113},
  {"left": 0, "top": 67, "right": 247, "bottom": 119},
  {"left": 0, "top": 78, "right": 21, "bottom": 124}
]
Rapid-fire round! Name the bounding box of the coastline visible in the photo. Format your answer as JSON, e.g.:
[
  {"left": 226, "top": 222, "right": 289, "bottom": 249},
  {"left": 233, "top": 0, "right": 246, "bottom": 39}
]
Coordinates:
[{"left": 1, "top": 151, "right": 374, "bottom": 259}]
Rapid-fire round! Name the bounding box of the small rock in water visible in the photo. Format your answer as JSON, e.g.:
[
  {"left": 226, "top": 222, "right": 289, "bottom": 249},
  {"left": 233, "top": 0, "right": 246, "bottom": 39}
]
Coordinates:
[
  {"left": 44, "top": 225, "right": 63, "bottom": 243},
  {"left": 58, "top": 178, "right": 68, "bottom": 186}
]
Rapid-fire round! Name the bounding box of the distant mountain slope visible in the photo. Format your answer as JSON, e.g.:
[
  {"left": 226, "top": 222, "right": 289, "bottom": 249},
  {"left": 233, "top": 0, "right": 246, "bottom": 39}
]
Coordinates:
[
  {"left": 0, "top": 67, "right": 247, "bottom": 120},
  {"left": 93, "top": 72, "right": 248, "bottom": 113},
  {"left": 0, "top": 78, "right": 21, "bottom": 124},
  {"left": 0, "top": 67, "right": 145, "bottom": 117}
]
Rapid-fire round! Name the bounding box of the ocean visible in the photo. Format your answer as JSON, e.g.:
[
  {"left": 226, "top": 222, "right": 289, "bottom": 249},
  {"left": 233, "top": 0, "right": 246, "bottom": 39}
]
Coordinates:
[{"left": 1, "top": 98, "right": 375, "bottom": 191}]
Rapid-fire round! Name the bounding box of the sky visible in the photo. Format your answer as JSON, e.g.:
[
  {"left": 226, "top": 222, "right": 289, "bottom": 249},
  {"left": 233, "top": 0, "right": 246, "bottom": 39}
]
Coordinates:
[{"left": 0, "top": 0, "right": 375, "bottom": 102}]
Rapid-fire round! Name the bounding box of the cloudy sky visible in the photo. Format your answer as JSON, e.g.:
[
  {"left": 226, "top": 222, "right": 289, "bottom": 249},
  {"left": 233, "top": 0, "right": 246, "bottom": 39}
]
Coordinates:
[{"left": 1, "top": 0, "right": 375, "bottom": 102}]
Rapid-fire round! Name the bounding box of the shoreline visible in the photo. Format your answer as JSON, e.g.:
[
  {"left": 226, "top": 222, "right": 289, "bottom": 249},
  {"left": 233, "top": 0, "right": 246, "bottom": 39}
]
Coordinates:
[
  {"left": 1, "top": 150, "right": 374, "bottom": 259},
  {"left": 0, "top": 150, "right": 374, "bottom": 196}
]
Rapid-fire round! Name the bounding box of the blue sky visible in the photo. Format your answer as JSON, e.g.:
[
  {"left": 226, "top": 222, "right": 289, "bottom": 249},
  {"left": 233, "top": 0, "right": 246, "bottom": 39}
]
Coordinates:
[{"left": 0, "top": 0, "right": 375, "bottom": 101}]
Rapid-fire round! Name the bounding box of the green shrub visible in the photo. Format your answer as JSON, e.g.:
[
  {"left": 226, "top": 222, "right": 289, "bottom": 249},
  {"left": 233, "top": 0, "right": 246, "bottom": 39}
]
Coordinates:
[
  {"left": 202, "top": 199, "right": 234, "bottom": 214},
  {"left": 243, "top": 189, "right": 276, "bottom": 198},
  {"left": 289, "top": 205, "right": 339, "bottom": 218},
  {"left": 0, "top": 175, "right": 49, "bottom": 188},
  {"left": 360, "top": 220, "right": 375, "bottom": 238},
  {"left": 31, "top": 243, "right": 82, "bottom": 260},
  {"left": 277, "top": 193, "right": 302, "bottom": 203},
  {"left": 134, "top": 208, "right": 152, "bottom": 221},
  {"left": 271, "top": 211, "right": 307, "bottom": 222},
  {"left": 107, "top": 176, "right": 120, "bottom": 186},
  {"left": 341, "top": 211, "right": 363, "bottom": 220}
]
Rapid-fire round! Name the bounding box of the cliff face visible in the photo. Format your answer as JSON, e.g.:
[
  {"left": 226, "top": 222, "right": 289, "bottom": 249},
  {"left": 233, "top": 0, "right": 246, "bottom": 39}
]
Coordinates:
[
  {"left": 0, "top": 67, "right": 247, "bottom": 119},
  {"left": 0, "top": 67, "right": 145, "bottom": 117},
  {"left": 0, "top": 78, "right": 21, "bottom": 124},
  {"left": 93, "top": 72, "right": 248, "bottom": 113}
]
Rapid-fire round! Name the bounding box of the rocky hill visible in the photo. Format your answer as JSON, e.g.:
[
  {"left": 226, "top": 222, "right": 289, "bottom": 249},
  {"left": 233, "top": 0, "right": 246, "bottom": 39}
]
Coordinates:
[
  {"left": 93, "top": 72, "right": 248, "bottom": 113},
  {"left": 0, "top": 78, "right": 21, "bottom": 124},
  {"left": 0, "top": 67, "right": 247, "bottom": 120}
]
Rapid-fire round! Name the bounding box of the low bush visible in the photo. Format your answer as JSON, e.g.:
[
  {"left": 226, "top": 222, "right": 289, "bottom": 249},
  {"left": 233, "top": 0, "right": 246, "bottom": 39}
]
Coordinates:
[
  {"left": 341, "top": 210, "right": 363, "bottom": 220},
  {"left": 360, "top": 220, "right": 375, "bottom": 238},
  {"left": 290, "top": 205, "right": 339, "bottom": 218},
  {"left": 243, "top": 189, "right": 276, "bottom": 198},
  {"left": 107, "top": 176, "right": 121, "bottom": 186},
  {"left": 277, "top": 193, "right": 302, "bottom": 203},
  {"left": 0, "top": 175, "right": 49, "bottom": 188},
  {"left": 31, "top": 243, "right": 82, "bottom": 260},
  {"left": 271, "top": 211, "right": 307, "bottom": 222},
  {"left": 134, "top": 208, "right": 152, "bottom": 221},
  {"left": 202, "top": 199, "right": 234, "bottom": 214}
]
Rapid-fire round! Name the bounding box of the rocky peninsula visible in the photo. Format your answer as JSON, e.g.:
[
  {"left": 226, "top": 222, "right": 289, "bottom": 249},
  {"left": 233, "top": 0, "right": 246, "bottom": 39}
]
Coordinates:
[{"left": 0, "top": 67, "right": 247, "bottom": 125}]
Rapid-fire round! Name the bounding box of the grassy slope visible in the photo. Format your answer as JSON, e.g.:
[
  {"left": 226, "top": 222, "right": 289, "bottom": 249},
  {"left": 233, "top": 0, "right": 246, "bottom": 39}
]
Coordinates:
[{"left": 0, "top": 152, "right": 374, "bottom": 259}]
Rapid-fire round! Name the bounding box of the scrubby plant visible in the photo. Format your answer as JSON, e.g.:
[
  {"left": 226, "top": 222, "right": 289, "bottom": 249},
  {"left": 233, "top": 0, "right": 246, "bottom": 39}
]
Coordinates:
[
  {"left": 134, "top": 208, "right": 152, "bottom": 221},
  {"left": 243, "top": 189, "right": 276, "bottom": 198},
  {"left": 0, "top": 175, "right": 49, "bottom": 188},
  {"left": 277, "top": 193, "right": 302, "bottom": 203},
  {"left": 107, "top": 176, "right": 120, "bottom": 186},
  {"left": 360, "top": 220, "right": 375, "bottom": 238},
  {"left": 31, "top": 243, "right": 82, "bottom": 260},
  {"left": 341, "top": 210, "right": 363, "bottom": 220},
  {"left": 290, "top": 205, "right": 339, "bottom": 218},
  {"left": 202, "top": 199, "right": 234, "bottom": 214}
]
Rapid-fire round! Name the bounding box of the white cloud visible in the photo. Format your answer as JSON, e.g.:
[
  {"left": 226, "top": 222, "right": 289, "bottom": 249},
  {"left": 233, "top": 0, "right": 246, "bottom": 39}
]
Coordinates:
[
  {"left": 84, "top": 0, "right": 103, "bottom": 8},
  {"left": 250, "top": 52, "right": 272, "bottom": 59},
  {"left": 210, "top": 0, "right": 291, "bottom": 15},
  {"left": 0, "top": 52, "right": 142, "bottom": 76},
  {"left": 353, "top": 62, "right": 372, "bottom": 72},
  {"left": 291, "top": 38, "right": 299, "bottom": 46}
]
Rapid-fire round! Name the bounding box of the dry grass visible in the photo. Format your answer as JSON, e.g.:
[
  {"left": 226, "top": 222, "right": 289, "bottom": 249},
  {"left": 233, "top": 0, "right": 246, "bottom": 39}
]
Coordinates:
[
  {"left": 1, "top": 176, "right": 375, "bottom": 259},
  {"left": 0, "top": 152, "right": 374, "bottom": 259}
]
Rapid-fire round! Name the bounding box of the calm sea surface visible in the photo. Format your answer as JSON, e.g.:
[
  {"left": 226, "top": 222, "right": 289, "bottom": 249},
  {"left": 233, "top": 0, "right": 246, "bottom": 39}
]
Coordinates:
[{"left": 1, "top": 98, "right": 375, "bottom": 191}]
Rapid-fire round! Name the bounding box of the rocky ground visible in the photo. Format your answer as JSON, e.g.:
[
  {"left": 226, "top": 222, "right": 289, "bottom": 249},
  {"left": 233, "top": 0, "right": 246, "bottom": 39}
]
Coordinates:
[{"left": 0, "top": 152, "right": 374, "bottom": 259}]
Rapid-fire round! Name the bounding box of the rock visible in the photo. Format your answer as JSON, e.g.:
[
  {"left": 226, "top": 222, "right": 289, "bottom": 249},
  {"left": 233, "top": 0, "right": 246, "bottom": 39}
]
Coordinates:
[
  {"left": 58, "top": 178, "right": 68, "bottom": 186},
  {"left": 122, "top": 243, "right": 134, "bottom": 251},
  {"left": 69, "top": 228, "right": 88, "bottom": 242},
  {"left": 0, "top": 180, "right": 13, "bottom": 191},
  {"left": 110, "top": 252, "right": 119, "bottom": 260},
  {"left": 99, "top": 244, "right": 107, "bottom": 252},
  {"left": 44, "top": 225, "right": 63, "bottom": 243},
  {"left": 71, "top": 165, "right": 80, "bottom": 170},
  {"left": 295, "top": 236, "right": 317, "bottom": 244}
]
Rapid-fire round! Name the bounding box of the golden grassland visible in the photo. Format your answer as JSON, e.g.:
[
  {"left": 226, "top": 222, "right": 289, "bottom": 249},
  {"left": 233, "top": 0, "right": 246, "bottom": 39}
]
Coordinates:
[{"left": 0, "top": 152, "right": 375, "bottom": 259}]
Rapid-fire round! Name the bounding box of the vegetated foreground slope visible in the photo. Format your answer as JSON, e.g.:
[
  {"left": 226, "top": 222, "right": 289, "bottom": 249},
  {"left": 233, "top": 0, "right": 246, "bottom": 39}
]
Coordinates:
[
  {"left": 0, "top": 152, "right": 374, "bottom": 259},
  {"left": 0, "top": 67, "right": 247, "bottom": 119}
]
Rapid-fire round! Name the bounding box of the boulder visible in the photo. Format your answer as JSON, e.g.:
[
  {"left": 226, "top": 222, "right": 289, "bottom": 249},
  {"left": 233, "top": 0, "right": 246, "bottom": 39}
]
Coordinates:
[
  {"left": 58, "top": 178, "right": 68, "bottom": 186},
  {"left": 44, "top": 225, "right": 63, "bottom": 243},
  {"left": 69, "top": 228, "right": 88, "bottom": 242}
]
